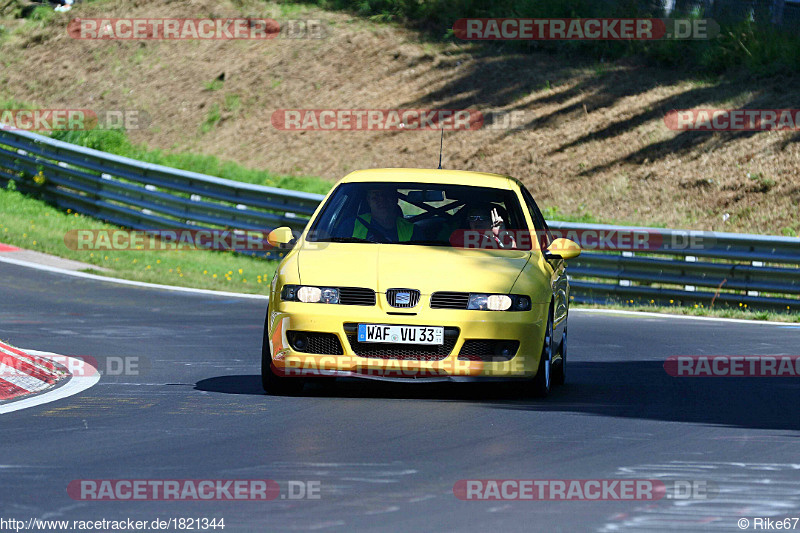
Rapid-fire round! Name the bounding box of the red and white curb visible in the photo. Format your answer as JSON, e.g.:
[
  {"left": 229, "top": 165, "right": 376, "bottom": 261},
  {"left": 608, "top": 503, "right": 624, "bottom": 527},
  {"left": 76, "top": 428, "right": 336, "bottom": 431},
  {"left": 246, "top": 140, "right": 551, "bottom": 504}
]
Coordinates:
[
  {"left": 0, "top": 340, "right": 66, "bottom": 399},
  {"left": 0, "top": 341, "right": 100, "bottom": 414}
]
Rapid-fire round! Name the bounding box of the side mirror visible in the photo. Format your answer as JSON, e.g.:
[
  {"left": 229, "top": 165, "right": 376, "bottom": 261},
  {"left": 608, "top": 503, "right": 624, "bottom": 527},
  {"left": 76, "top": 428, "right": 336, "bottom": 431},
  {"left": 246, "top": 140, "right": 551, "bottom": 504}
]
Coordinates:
[
  {"left": 267, "top": 226, "right": 295, "bottom": 248},
  {"left": 544, "top": 238, "right": 581, "bottom": 260}
]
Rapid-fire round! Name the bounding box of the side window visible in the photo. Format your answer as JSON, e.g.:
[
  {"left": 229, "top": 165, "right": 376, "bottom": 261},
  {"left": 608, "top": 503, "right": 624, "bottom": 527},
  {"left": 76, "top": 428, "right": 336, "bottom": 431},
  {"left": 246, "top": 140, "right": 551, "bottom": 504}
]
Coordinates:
[{"left": 520, "top": 187, "right": 552, "bottom": 250}]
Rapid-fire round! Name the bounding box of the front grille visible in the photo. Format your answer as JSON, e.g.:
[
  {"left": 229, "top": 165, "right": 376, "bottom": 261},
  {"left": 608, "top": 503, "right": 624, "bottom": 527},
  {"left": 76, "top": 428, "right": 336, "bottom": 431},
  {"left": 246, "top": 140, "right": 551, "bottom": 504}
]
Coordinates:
[
  {"left": 386, "top": 288, "right": 420, "bottom": 308},
  {"left": 430, "top": 291, "right": 470, "bottom": 309},
  {"left": 458, "top": 340, "right": 520, "bottom": 362},
  {"left": 345, "top": 326, "right": 459, "bottom": 360},
  {"left": 287, "top": 331, "right": 344, "bottom": 355},
  {"left": 338, "top": 287, "right": 376, "bottom": 306}
]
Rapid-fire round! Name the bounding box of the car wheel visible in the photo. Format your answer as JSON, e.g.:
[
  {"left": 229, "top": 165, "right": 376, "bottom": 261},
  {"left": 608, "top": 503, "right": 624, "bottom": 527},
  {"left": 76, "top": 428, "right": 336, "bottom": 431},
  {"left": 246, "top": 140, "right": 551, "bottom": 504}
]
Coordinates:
[
  {"left": 552, "top": 325, "right": 567, "bottom": 386},
  {"left": 261, "top": 311, "right": 305, "bottom": 396},
  {"left": 530, "top": 311, "right": 553, "bottom": 398}
]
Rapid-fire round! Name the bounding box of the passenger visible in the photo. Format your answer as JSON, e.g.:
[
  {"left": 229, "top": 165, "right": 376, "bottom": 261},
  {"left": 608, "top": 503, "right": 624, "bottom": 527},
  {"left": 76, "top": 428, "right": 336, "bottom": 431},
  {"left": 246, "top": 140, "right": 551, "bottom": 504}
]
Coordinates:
[{"left": 466, "top": 203, "right": 516, "bottom": 249}]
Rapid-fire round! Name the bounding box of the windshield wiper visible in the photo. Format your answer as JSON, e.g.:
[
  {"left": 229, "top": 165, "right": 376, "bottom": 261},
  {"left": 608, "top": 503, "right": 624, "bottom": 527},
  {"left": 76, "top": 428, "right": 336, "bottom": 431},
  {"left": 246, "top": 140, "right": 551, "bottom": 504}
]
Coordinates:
[{"left": 314, "top": 237, "right": 379, "bottom": 244}]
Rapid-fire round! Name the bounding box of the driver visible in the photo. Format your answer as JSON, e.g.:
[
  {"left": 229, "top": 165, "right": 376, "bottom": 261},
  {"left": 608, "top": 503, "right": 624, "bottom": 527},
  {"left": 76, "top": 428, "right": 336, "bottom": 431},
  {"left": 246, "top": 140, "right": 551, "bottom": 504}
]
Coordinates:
[{"left": 352, "top": 188, "right": 416, "bottom": 243}]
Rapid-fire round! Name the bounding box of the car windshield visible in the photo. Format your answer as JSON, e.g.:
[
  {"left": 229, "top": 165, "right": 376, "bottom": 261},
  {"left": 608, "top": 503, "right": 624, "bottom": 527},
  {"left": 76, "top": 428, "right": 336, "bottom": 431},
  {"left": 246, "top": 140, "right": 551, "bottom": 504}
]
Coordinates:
[{"left": 307, "top": 182, "right": 530, "bottom": 249}]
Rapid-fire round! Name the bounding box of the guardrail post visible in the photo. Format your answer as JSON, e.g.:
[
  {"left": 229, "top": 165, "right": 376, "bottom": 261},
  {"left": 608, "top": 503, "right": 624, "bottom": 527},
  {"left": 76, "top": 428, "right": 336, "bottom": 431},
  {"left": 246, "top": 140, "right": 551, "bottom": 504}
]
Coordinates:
[
  {"left": 684, "top": 255, "right": 697, "bottom": 292},
  {"left": 620, "top": 251, "right": 633, "bottom": 289}
]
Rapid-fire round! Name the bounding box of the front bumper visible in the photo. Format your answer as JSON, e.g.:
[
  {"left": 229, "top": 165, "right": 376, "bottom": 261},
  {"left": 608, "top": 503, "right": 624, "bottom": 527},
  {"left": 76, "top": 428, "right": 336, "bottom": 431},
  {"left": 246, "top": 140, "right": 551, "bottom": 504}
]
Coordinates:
[{"left": 267, "top": 298, "right": 548, "bottom": 380}]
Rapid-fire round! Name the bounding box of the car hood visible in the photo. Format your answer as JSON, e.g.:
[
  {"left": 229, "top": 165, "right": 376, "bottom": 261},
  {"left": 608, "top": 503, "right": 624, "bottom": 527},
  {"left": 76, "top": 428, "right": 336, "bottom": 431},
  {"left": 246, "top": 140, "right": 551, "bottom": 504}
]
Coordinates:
[{"left": 296, "top": 242, "right": 530, "bottom": 294}]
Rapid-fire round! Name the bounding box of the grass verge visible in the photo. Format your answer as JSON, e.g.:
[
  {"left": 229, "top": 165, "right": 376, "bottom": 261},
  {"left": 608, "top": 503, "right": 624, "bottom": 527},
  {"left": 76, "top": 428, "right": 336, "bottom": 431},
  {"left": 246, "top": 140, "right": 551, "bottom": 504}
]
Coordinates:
[{"left": 0, "top": 185, "right": 277, "bottom": 294}]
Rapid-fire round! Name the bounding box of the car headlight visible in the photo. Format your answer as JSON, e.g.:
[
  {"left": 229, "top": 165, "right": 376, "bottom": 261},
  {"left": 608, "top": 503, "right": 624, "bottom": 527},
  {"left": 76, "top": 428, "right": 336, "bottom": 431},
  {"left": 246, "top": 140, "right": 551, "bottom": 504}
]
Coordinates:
[
  {"left": 281, "top": 285, "right": 339, "bottom": 304},
  {"left": 467, "top": 293, "right": 531, "bottom": 311}
]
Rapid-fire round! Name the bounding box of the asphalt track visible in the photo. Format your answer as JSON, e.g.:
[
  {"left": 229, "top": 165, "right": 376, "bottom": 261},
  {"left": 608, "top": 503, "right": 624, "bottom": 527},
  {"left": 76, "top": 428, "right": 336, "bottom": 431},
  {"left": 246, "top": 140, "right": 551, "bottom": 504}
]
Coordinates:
[{"left": 1, "top": 261, "right": 799, "bottom": 533}]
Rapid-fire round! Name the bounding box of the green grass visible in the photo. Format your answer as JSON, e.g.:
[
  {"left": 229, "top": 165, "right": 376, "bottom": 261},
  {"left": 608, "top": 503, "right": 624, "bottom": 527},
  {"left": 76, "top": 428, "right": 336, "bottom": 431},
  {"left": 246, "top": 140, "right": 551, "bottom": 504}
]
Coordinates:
[
  {"left": 0, "top": 185, "right": 277, "bottom": 294},
  {"left": 203, "top": 79, "right": 224, "bottom": 92},
  {"left": 200, "top": 103, "right": 221, "bottom": 133},
  {"left": 224, "top": 93, "right": 241, "bottom": 113},
  {"left": 25, "top": 5, "right": 55, "bottom": 26}
]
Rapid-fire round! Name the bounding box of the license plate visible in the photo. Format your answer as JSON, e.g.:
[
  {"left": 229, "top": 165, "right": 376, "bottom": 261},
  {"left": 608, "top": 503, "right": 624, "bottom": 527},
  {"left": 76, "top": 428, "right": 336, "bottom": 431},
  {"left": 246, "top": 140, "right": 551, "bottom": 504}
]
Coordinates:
[{"left": 357, "top": 324, "right": 444, "bottom": 345}]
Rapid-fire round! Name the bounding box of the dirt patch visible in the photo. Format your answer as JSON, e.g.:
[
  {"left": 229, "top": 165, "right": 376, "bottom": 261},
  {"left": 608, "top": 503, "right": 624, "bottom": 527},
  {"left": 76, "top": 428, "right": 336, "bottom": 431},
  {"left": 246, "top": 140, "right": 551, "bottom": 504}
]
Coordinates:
[{"left": 1, "top": 0, "right": 798, "bottom": 234}]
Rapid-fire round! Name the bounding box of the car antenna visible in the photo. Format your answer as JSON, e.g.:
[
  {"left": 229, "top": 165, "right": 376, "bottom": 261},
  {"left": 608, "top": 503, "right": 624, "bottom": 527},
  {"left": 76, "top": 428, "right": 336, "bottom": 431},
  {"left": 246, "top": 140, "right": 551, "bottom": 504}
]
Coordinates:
[{"left": 437, "top": 127, "right": 444, "bottom": 169}]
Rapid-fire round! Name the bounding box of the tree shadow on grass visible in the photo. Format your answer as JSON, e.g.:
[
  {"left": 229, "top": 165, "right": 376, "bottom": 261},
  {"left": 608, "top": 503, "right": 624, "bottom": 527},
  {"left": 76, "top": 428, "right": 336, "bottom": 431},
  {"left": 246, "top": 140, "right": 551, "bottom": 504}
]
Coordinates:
[{"left": 395, "top": 44, "right": 800, "bottom": 170}]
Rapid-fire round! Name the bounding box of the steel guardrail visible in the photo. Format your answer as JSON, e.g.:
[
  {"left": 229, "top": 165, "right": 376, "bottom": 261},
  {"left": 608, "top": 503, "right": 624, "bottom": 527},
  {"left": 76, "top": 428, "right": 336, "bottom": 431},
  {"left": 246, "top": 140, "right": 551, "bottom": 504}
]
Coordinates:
[{"left": 1, "top": 127, "right": 798, "bottom": 311}]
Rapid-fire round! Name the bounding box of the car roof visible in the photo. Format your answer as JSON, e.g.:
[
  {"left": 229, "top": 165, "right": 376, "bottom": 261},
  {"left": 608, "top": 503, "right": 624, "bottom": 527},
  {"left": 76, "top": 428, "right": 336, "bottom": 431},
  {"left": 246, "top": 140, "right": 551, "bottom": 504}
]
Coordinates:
[{"left": 339, "top": 168, "right": 520, "bottom": 190}]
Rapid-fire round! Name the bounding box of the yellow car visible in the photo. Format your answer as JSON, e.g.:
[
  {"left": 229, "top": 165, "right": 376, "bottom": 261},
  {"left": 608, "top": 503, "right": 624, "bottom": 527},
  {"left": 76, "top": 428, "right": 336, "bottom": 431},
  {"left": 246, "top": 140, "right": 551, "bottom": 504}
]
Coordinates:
[{"left": 263, "top": 168, "right": 580, "bottom": 396}]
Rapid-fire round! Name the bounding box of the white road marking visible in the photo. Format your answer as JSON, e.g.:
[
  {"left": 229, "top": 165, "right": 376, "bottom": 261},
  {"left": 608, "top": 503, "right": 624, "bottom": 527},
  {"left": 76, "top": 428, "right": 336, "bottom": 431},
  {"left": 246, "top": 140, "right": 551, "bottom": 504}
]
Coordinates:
[{"left": 573, "top": 308, "right": 794, "bottom": 326}]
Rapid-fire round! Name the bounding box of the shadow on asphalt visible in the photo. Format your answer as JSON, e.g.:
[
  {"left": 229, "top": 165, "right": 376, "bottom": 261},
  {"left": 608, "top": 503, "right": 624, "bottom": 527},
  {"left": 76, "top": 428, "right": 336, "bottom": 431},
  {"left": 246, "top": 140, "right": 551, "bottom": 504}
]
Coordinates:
[
  {"left": 195, "top": 374, "right": 530, "bottom": 400},
  {"left": 195, "top": 360, "right": 800, "bottom": 432}
]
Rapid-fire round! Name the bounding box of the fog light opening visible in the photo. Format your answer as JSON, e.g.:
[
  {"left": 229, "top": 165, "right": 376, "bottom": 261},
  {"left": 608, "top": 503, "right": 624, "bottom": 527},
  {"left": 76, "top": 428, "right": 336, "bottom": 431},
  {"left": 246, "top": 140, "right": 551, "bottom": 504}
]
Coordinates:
[
  {"left": 493, "top": 341, "right": 517, "bottom": 360},
  {"left": 293, "top": 332, "right": 308, "bottom": 351}
]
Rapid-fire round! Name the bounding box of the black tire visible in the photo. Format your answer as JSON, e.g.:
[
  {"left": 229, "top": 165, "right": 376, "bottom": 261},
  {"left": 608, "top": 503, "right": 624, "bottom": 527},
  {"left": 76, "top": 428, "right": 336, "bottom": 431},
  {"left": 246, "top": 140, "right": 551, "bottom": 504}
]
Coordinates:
[
  {"left": 261, "top": 311, "right": 305, "bottom": 396},
  {"left": 552, "top": 325, "right": 567, "bottom": 386},
  {"left": 529, "top": 311, "right": 554, "bottom": 398}
]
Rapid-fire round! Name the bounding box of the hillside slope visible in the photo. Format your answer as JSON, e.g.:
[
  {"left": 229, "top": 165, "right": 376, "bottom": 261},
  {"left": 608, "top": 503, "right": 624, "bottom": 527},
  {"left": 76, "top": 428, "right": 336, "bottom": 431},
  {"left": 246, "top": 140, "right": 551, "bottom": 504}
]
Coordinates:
[{"left": 1, "top": 0, "right": 798, "bottom": 234}]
